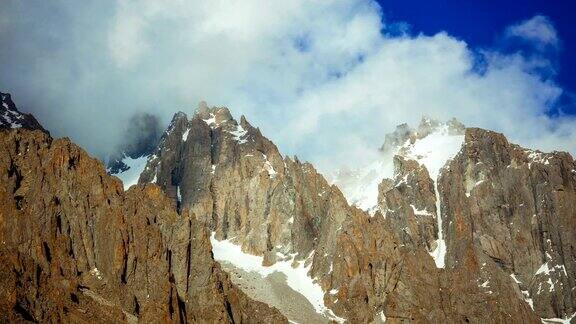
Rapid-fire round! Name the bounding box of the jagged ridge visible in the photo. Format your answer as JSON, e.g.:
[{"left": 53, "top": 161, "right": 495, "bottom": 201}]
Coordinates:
[{"left": 132, "top": 102, "right": 575, "bottom": 322}]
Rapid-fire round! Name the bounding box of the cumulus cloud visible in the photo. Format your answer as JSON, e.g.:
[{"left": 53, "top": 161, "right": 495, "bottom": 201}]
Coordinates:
[{"left": 0, "top": 1, "right": 574, "bottom": 173}]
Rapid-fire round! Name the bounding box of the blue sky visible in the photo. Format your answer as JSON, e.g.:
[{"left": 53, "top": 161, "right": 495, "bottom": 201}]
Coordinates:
[
  {"left": 378, "top": 0, "right": 576, "bottom": 115},
  {"left": 0, "top": 0, "right": 575, "bottom": 172}
]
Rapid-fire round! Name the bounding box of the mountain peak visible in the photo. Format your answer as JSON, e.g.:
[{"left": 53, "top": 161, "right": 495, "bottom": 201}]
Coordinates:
[
  {"left": 380, "top": 117, "right": 465, "bottom": 153},
  {"left": 194, "top": 103, "right": 234, "bottom": 128},
  {"left": 0, "top": 91, "right": 48, "bottom": 134}
]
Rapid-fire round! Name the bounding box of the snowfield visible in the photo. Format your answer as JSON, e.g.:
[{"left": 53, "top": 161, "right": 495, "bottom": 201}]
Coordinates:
[
  {"left": 332, "top": 123, "right": 464, "bottom": 268},
  {"left": 114, "top": 156, "right": 149, "bottom": 190},
  {"left": 210, "top": 233, "right": 344, "bottom": 323}
]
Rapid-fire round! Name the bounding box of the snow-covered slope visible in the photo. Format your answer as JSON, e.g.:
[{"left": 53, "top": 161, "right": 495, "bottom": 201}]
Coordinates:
[
  {"left": 330, "top": 153, "right": 395, "bottom": 214},
  {"left": 210, "top": 233, "right": 345, "bottom": 323},
  {"left": 332, "top": 118, "right": 465, "bottom": 215},
  {"left": 0, "top": 92, "right": 47, "bottom": 132},
  {"left": 1, "top": 94, "right": 24, "bottom": 129},
  {"left": 111, "top": 155, "right": 151, "bottom": 190},
  {"left": 331, "top": 118, "right": 465, "bottom": 268},
  {"left": 401, "top": 123, "right": 464, "bottom": 268}
]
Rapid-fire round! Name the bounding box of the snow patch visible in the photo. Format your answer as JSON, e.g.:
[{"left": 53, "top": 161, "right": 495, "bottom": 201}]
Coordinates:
[
  {"left": 228, "top": 124, "right": 248, "bottom": 144},
  {"left": 541, "top": 312, "right": 576, "bottom": 324},
  {"left": 429, "top": 182, "right": 447, "bottom": 268},
  {"left": 115, "top": 156, "right": 149, "bottom": 190},
  {"left": 89, "top": 267, "right": 103, "bottom": 280},
  {"left": 379, "top": 310, "right": 387, "bottom": 322},
  {"left": 526, "top": 150, "right": 551, "bottom": 167},
  {"left": 203, "top": 113, "right": 216, "bottom": 126},
  {"left": 402, "top": 126, "right": 465, "bottom": 181},
  {"left": 410, "top": 204, "right": 432, "bottom": 216},
  {"left": 511, "top": 273, "right": 535, "bottom": 310},
  {"left": 1, "top": 108, "right": 24, "bottom": 128},
  {"left": 182, "top": 128, "right": 190, "bottom": 141},
  {"left": 210, "top": 233, "right": 344, "bottom": 322},
  {"left": 534, "top": 262, "right": 567, "bottom": 277},
  {"left": 262, "top": 154, "right": 277, "bottom": 178}
]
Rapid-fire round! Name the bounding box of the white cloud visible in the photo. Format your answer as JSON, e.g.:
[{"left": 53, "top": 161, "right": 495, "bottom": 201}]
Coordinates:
[
  {"left": 505, "top": 15, "right": 559, "bottom": 48},
  {"left": 0, "top": 2, "right": 574, "bottom": 173}
]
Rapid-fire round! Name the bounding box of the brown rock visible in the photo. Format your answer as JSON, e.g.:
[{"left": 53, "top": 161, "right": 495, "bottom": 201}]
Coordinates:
[{"left": 0, "top": 128, "right": 286, "bottom": 323}]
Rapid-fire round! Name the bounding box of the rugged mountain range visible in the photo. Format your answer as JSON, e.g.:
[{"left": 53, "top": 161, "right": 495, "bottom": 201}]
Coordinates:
[
  {"left": 0, "top": 95, "right": 285, "bottom": 323},
  {"left": 1, "top": 93, "right": 575, "bottom": 323}
]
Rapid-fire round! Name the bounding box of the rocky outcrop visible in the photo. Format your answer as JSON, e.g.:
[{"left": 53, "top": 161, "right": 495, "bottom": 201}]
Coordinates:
[
  {"left": 441, "top": 128, "right": 576, "bottom": 319},
  {"left": 0, "top": 128, "right": 286, "bottom": 323},
  {"left": 364, "top": 125, "right": 576, "bottom": 322},
  {"left": 0, "top": 92, "right": 47, "bottom": 134},
  {"left": 327, "top": 208, "right": 540, "bottom": 323},
  {"left": 377, "top": 155, "right": 438, "bottom": 250},
  {"left": 138, "top": 105, "right": 346, "bottom": 270}
]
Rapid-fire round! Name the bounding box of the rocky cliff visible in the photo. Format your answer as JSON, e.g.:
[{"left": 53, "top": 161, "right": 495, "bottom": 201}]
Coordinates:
[
  {"left": 133, "top": 104, "right": 575, "bottom": 323},
  {"left": 0, "top": 128, "right": 286, "bottom": 323}
]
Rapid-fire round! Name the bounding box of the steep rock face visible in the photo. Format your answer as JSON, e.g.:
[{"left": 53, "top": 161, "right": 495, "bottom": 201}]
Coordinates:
[
  {"left": 138, "top": 107, "right": 555, "bottom": 323},
  {"left": 372, "top": 118, "right": 465, "bottom": 268},
  {"left": 138, "top": 105, "right": 348, "bottom": 269},
  {"left": 0, "top": 92, "right": 47, "bottom": 133},
  {"left": 377, "top": 156, "right": 437, "bottom": 250},
  {"left": 328, "top": 211, "right": 540, "bottom": 323},
  {"left": 138, "top": 106, "right": 363, "bottom": 321},
  {"left": 0, "top": 129, "right": 286, "bottom": 323},
  {"left": 441, "top": 128, "right": 576, "bottom": 319},
  {"left": 365, "top": 125, "right": 575, "bottom": 322}
]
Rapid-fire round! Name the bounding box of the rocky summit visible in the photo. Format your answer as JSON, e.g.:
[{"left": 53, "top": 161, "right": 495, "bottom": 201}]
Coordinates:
[
  {"left": 1, "top": 93, "right": 575, "bottom": 323},
  {"left": 0, "top": 92, "right": 47, "bottom": 134}
]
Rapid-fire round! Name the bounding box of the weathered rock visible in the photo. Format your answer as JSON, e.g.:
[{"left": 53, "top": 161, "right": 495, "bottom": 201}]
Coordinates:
[
  {"left": 378, "top": 155, "right": 438, "bottom": 250},
  {"left": 3, "top": 94, "right": 575, "bottom": 324},
  {"left": 139, "top": 106, "right": 346, "bottom": 269},
  {"left": 441, "top": 128, "right": 576, "bottom": 319},
  {"left": 139, "top": 107, "right": 560, "bottom": 323},
  {"left": 0, "top": 128, "right": 286, "bottom": 323}
]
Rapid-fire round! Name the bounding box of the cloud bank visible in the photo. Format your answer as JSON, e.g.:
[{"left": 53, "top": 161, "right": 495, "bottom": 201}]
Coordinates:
[{"left": 0, "top": 0, "right": 574, "bottom": 172}]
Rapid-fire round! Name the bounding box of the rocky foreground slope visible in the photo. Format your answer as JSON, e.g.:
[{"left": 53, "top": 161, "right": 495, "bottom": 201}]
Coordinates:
[{"left": 1, "top": 93, "right": 575, "bottom": 323}]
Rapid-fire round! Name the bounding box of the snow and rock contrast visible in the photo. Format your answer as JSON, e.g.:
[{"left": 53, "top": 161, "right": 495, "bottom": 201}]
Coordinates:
[
  {"left": 1, "top": 95, "right": 575, "bottom": 323},
  {"left": 106, "top": 112, "right": 162, "bottom": 189},
  {"left": 0, "top": 92, "right": 47, "bottom": 133},
  {"left": 333, "top": 118, "right": 465, "bottom": 267},
  {"left": 132, "top": 104, "right": 575, "bottom": 322},
  {"left": 0, "top": 128, "right": 286, "bottom": 323}
]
